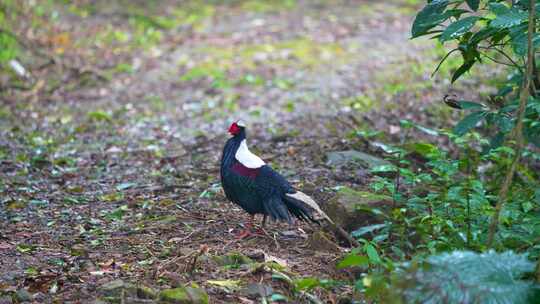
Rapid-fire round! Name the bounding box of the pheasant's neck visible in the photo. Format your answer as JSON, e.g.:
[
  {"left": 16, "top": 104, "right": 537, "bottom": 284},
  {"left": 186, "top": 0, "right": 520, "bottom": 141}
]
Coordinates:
[{"left": 221, "top": 134, "right": 245, "bottom": 169}]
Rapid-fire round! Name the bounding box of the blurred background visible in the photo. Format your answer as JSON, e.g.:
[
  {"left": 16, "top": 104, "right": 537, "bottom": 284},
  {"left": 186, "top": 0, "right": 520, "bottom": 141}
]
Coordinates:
[{"left": 1, "top": 0, "right": 498, "bottom": 138}]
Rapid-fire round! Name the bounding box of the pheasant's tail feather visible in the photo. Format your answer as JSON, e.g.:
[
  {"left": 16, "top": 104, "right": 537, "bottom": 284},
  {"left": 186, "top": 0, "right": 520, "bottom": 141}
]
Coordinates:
[
  {"left": 264, "top": 197, "right": 292, "bottom": 223},
  {"left": 284, "top": 191, "right": 332, "bottom": 224}
]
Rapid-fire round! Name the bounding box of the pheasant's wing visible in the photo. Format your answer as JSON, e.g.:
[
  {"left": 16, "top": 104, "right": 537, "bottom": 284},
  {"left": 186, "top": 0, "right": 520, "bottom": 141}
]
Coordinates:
[
  {"left": 253, "top": 166, "right": 295, "bottom": 222},
  {"left": 255, "top": 166, "right": 294, "bottom": 193},
  {"left": 256, "top": 166, "right": 328, "bottom": 224},
  {"left": 222, "top": 162, "right": 261, "bottom": 213}
]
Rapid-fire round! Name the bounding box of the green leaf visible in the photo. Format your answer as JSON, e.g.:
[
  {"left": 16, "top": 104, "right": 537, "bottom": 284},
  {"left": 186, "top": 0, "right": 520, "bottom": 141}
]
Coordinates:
[
  {"left": 534, "top": 188, "right": 540, "bottom": 204},
  {"left": 207, "top": 279, "right": 242, "bottom": 290},
  {"left": 486, "top": 132, "right": 505, "bottom": 152},
  {"left": 16, "top": 244, "right": 35, "bottom": 254},
  {"left": 414, "top": 124, "right": 439, "bottom": 136},
  {"left": 365, "top": 244, "right": 381, "bottom": 264},
  {"left": 0, "top": 31, "right": 18, "bottom": 63},
  {"left": 337, "top": 253, "right": 369, "bottom": 269},
  {"left": 411, "top": 0, "right": 449, "bottom": 38},
  {"left": 294, "top": 278, "right": 319, "bottom": 291},
  {"left": 270, "top": 293, "right": 288, "bottom": 302},
  {"left": 451, "top": 60, "right": 475, "bottom": 83},
  {"left": 440, "top": 17, "right": 480, "bottom": 42},
  {"left": 370, "top": 164, "right": 397, "bottom": 174},
  {"left": 105, "top": 205, "right": 129, "bottom": 221},
  {"left": 466, "top": 0, "right": 479, "bottom": 11},
  {"left": 522, "top": 201, "right": 534, "bottom": 213},
  {"left": 453, "top": 111, "right": 487, "bottom": 136},
  {"left": 88, "top": 110, "right": 112, "bottom": 122},
  {"left": 352, "top": 223, "right": 387, "bottom": 238},
  {"left": 271, "top": 271, "right": 293, "bottom": 284},
  {"left": 457, "top": 100, "right": 485, "bottom": 110},
  {"left": 511, "top": 32, "right": 540, "bottom": 56},
  {"left": 489, "top": 3, "right": 510, "bottom": 16},
  {"left": 470, "top": 27, "right": 500, "bottom": 44},
  {"left": 116, "top": 182, "right": 136, "bottom": 191},
  {"left": 404, "top": 142, "right": 438, "bottom": 157},
  {"left": 491, "top": 7, "right": 527, "bottom": 29}
]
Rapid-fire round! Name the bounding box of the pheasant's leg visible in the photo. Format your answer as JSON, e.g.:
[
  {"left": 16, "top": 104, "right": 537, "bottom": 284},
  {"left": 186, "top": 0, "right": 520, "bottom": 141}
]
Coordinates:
[
  {"left": 254, "top": 215, "right": 269, "bottom": 236},
  {"left": 235, "top": 214, "right": 255, "bottom": 239}
]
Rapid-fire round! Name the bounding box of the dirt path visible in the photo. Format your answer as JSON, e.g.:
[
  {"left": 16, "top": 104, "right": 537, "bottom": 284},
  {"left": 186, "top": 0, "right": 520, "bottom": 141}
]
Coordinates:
[{"left": 0, "top": 1, "right": 482, "bottom": 303}]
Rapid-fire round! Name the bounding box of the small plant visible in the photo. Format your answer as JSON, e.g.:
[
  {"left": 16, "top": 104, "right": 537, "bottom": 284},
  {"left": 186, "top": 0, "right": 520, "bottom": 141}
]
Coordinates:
[
  {"left": 334, "top": 1, "right": 540, "bottom": 301},
  {"left": 0, "top": 2, "right": 20, "bottom": 66},
  {"left": 393, "top": 251, "right": 540, "bottom": 303}
]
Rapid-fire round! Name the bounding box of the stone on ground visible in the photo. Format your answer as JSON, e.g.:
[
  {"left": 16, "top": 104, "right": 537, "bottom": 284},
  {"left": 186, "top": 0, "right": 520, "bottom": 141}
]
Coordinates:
[{"left": 323, "top": 186, "right": 392, "bottom": 231}]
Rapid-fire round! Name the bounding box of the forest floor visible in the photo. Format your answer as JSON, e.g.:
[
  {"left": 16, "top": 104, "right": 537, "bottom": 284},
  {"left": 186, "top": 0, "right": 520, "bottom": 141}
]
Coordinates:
[{"left": 0, "top": 0, "right": 499, "bottom": 303}]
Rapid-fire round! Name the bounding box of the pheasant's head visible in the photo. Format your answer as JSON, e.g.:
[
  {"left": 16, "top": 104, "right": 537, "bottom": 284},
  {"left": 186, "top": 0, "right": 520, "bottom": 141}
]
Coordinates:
[{"left": 228, "top": 120, "right": 246, "bottom": 136}]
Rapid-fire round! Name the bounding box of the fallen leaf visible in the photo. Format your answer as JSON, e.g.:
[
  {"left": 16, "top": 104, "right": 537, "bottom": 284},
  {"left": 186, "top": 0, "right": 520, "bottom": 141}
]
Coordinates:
[
  {"left": 116, "top": 182, "right": 136, "bottom": 191},
  {"left": 99, "top": 259, "right": 115, "bottom": 268},
  {"left": 238, "top": 296, "right": 255, "bottom": 304},
  {"left": 264, "top": 254, "right": 288, "bottom": 268},
  {"left": 0, "top": 242, "right": 13, "bottom": 250},
  {"left": 89, "top": 270, "right": 113, "bottom": 276},
  {"left": 207, "top": 279, "right": 242, "bottom": 290}
]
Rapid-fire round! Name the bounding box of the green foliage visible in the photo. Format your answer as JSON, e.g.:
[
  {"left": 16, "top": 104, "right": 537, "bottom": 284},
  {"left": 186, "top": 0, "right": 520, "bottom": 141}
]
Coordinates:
[
  {"left": 394, "top": 251, "right": 540, "bottom": 303},
  {"left": 0, "top": 31, "right": 18, "bottom": 63},
  {"left": 332, "top": 2, "right": 540, "bottom": 301},
  {"left": 336, "top": 116, "right": 540, "bottom": 300},
  {"left": 411, "top": 0, "right": 451, "bottom": 38},
  {"left": 0, "top": 2, "right": 19, "bottom": 64},
  {"left": 452, "top": 110, "right": 487, "bottom": 136},
  {"left": 411, "top": 0, "right": 540, "bottom": 144},
  {"left": 440, "top": 16, "right": 480, "bottom": 42}
]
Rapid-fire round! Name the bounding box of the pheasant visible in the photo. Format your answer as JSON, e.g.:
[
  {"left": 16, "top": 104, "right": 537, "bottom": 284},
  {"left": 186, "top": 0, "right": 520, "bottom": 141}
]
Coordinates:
[{"left": 220, "top": 120, "right": 329, "bottom": 238}]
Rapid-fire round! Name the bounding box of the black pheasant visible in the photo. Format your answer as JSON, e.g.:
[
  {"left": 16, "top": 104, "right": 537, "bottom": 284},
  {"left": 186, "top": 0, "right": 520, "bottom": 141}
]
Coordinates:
[{"left": 220, "top": 120, "right": 327, "bottom": 238}]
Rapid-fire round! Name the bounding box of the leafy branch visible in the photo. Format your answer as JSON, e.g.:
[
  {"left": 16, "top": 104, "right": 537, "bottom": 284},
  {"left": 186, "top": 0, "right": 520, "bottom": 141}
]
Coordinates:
[{"left": 486, "top": 0, "right": 536, "bottom": 248}]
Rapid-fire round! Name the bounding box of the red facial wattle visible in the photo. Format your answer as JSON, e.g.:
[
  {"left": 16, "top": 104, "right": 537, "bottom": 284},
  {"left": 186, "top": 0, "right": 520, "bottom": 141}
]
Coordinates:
[{"left": 228, "top": 122, "right": 240, "bottom": 135}]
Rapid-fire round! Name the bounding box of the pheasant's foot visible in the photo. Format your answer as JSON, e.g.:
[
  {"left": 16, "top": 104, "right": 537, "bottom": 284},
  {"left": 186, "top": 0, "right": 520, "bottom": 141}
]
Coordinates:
[
  {"left": 234, "top": 229, "right": 255, "bottom": 239},
  {"left": 253, "top": 227, "right": 269, "bottom": 237}
]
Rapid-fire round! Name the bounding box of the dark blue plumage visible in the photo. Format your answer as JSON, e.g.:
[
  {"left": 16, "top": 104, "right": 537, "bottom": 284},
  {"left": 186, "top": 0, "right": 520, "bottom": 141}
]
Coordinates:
[{"left": 220, "top": 123, "right": 317, "bottom": 224}]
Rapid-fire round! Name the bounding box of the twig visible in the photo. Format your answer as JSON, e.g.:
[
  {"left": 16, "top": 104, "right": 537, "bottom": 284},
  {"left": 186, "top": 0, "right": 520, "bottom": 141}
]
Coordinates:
[
  {"left": 479, "top": 46, "right": 524, "bottom": 73},
  {"left": 481, "top": 52, "right": 520, "bottom": 68},
  {"left": 188, "top": 245, "right": 209, "bottom": 275},
  {"left": 465, "top": 153, "right": 472, "bottom": 248},
  {"left": 325, "top": 221, "right": 360, "bottom": 247},
  {"left": 432, "top": 48, "right": 460, "bottom": 77},
  {"left": 486, "top": 0, "right": 535, "bottom": 248},
  {"left": 393, "top": 152, "right": 401, "bottom": 208}
]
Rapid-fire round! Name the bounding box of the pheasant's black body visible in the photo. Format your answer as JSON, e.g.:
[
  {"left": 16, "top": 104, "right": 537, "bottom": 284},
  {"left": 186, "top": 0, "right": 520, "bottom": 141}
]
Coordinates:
[{"left": 220, "top": 124, "right": 316, "bottom": 223}]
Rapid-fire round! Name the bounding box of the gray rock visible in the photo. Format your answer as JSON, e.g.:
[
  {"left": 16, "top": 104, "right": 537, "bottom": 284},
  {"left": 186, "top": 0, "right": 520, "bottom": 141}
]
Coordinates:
[
  {"left": 15, "top": 289, "right": 32, "bottom": 302},
  {"left": 212, "top": 252, "right": 253, "bottom": 266},
  {"left": 98, "top": 279, "right": 149, "bottom": 303},
  {"left": 306, "top": 231, "right": 341, "bottom": 252},
  {"left": 137, "top": 285, "right": 158, "bottom": 299},
  {"left": 323, "top": 187, "right": 392, "bottom": 231},
  {"left": 326, "top": 150, "right": 390, "bottom": 169},
  {"left": 242, "top": 283, "right": 273, "bottom": 297},
  {"left": 99, "top": 279, "right": 132, "bottom": 298},
  {"left": 158, "top": 287, "right": 209, "bottom": 304}
]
